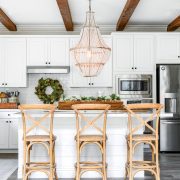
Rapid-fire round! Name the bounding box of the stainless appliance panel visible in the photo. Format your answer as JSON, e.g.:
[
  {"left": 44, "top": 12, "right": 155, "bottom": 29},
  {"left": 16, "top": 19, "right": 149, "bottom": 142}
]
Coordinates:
[
  {"left": 157, "top": 64, "right": 180, "bottom": 152},
  {"left": 159, "top": 65, "right": 180, "bottom": 114},
  {"left": 115, "top": 74, "right": 152, "bottom": 99},
  {"left": 160, "top": 119, "right": 180, "bottom": 152}
]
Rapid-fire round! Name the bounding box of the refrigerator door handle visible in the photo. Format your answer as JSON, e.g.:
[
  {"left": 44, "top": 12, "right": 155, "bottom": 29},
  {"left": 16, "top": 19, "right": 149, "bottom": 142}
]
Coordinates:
[{"left": 161, "top": 121, "right": 180, "bottom": 124}]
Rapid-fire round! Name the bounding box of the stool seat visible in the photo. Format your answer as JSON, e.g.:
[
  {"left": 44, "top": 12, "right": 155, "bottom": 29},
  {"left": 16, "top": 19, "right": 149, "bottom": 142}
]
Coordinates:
[
  {"left": 127, "top": 134, "right": 156, "bottom": 141},
  {"left": 26, "top": 135, "right": 56, "bottom": 142},
  {"left": 126, "top": 161, "right": 157, "bottom": 169},
  {"left": 75, "top": 162, "right": 108, "bottom": 169},
  {"left": 75, "top": 135, "right": 106, "bottom": 142}
]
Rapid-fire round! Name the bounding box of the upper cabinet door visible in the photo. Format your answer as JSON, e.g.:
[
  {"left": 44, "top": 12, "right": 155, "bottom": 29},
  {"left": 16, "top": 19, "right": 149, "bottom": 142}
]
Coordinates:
[
  {"left": 91, "top": 37, "right": 112, "bottom": 87},
  {"left": 5, "top": 38, "right": 27, "bottom": 87},
  {"left": 113, "top": 34, "right": 134, "bottom": 72},
  {"left": 27, "top": 38, "right": 48, "bottom": 66},
  {"left": 134, "top": 35, "right": 154, "bottom": 72},
  {"left": 70, "top": 37, "right": 90, "bottom": 87},
  {"left": 0, "top": 39, "right": 5, "bottom": 87},
  {"left": 156, "top": 34, "right": 180, "bottom": 63},
  {"left": 49, "top": 38, "right": 69, "bottom": 66}
]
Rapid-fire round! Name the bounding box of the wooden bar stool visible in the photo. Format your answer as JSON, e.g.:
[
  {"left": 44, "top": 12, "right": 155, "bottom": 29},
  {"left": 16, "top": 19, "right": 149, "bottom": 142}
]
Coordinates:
[
  {"left": 72, "top": 104, "right": 111, "bottom": 180},
  {"left": 18, "top": 104, "right": 58, "bottom": 180},
  {"left": 125, "top": 103, "right": 163, "bottom": 180}
]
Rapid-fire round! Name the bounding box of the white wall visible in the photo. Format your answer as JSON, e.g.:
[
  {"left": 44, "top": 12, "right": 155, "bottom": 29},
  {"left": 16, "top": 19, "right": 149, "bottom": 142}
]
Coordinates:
[{"left": 0, "top": 74, "right": 113, "bottom": 104}]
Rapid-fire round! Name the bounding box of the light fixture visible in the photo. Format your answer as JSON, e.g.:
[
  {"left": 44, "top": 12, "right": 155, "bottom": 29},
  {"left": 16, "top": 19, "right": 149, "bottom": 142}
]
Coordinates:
[{"left": 70, "top": 0, "right": 111, "bottom": 77}]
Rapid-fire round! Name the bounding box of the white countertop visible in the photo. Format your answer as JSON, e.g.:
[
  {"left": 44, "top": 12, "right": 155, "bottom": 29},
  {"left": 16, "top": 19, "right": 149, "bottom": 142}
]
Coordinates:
[{"left": 0, "top": 109, "right": 172, "bottom": 118}]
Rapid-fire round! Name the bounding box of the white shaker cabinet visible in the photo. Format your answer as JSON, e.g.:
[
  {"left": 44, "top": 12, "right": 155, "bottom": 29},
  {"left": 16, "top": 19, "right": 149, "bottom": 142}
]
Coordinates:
[
  {"left": 70, "top": 36, "right": 112, "bottom": 87},
  {"left": 156, "top": 34, "right": 180, "bottom": 63},
  {"left": 113, "top": 34, "right": 154, "bottom": 73},
  {"left": 0, "top": 119, "right": 9, "bottom": 149},
  {"left": 0, "top": 38, "right": 27, "bottom": 88},
  {"left": 113, "top": 34, "right": 134, "bottom": 72},
  {"left": 49, "top": 38, "right": 69, "bottom": 66},
  {"left": 9, "top": 119, "right": 18, "bottom": 149},
  {"left": 0, "top": 112, "right": 18, "bottom": 149},
  {"left": 27, "top": 37, "right": 69, "bottom": 66},
  {"left": 0, "top": 41, "right": 5, "bottom": 87},
  {"left": 27, "top": 38, "right": 47, "bottom": 66},
  {"left": 134, "top": 35, "right": 154, "bottom": 72}
]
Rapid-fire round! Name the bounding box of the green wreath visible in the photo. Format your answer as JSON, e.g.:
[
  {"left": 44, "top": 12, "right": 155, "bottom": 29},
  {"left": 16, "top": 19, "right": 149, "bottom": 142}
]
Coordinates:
[{"left": 35, "top": 78, "right": 64, "bottom": 104}]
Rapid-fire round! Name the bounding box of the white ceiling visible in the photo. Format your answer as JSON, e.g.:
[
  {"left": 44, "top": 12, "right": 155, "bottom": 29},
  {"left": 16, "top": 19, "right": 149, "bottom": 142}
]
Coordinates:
[{"left": 0, "top": 0, "right": 179, "bottom": 26}]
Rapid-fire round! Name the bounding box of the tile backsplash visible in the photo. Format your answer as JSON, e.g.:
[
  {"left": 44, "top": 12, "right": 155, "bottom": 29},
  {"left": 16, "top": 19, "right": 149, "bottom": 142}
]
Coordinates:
[{"left": 0, "top": 74, "right": 113, "bottom": 104}]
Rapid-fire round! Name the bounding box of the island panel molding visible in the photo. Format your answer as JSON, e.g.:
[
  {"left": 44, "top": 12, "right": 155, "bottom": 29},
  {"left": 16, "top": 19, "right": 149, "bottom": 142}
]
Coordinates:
[
  {"left": 56, "top": 0, "right": 73, "bottom": 31},
  {"left": 116, "top": 0, "right": 140, "bottom": 31},
  {"left": 0, "top": 8, "right": 17, "bottom": 31}
]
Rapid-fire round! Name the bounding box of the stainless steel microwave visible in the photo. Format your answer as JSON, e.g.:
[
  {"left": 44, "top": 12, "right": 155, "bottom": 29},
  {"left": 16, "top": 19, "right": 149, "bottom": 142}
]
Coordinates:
[{"left": 115, "top": 74, "right": 152, "bottom": 99}]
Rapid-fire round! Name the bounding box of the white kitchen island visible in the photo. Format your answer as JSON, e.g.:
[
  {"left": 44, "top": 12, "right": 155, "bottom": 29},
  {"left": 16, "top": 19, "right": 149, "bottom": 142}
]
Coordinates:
[{"left": 14, "top": 110, "right": 167, "bottom": 179}]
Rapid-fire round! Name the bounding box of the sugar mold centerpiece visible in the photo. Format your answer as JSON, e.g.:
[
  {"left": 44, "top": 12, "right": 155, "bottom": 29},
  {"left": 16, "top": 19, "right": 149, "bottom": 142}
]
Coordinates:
[{"left": 58, "top": 94, "right": 124, "bottom": 110}]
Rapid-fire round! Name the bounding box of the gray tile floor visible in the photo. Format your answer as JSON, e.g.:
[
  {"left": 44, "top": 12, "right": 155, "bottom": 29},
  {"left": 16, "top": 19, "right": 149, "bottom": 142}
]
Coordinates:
[{"left": 6, "top": 152, "right": 180, "bottom": 180}]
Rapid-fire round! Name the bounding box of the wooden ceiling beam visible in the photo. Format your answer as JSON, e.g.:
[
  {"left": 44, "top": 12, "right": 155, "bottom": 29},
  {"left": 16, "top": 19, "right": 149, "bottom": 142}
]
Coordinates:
[
  {"left": 0, "top": 8, "right": 17, "bottom": 31},
  {"left": 167, "top": 15, "right": 180, "bottom": 32},
  {"left": 56, "top": 0, "right": 73, "bottom": 31},
  {"left": 116, "top": 0, "right": 140, "bottom": 31}
]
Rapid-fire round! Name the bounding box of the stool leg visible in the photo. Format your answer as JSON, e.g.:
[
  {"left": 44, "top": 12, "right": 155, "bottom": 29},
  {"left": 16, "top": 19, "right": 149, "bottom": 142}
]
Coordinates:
[
  {"left": 125, "top": 140, "right": 129, "bottom": 179},
  {"left": 129, "top": 140, "right": 133, "bottom": 180},
  {"left": 49, "top": 141, "right": 54, "bottom": 180},
  {"left": 155, "top": 140, "right": 160, "bottom": 180},
  {"left": 76, "top": 141, "right": 80, "bottom": 180},
  {"left": 102, "top": 140, "right": 107, "bottom": 180},
  {"left": 23, "top": 142, "right": 27, "bottom": 180},
  {"left": 53, "top": 142, "right": 58, "bottom": 180}
]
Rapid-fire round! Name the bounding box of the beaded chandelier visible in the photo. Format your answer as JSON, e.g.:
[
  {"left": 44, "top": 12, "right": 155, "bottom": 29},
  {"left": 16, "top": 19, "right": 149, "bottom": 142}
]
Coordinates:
[{"left": 70, "top": 0, "right": 111, "bottom": 77}]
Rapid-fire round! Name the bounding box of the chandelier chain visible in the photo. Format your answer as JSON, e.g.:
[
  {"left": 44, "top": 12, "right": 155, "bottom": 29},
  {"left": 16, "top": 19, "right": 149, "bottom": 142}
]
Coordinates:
[{"left": 89, "top": 0, "right": 91, "bottom": 12}]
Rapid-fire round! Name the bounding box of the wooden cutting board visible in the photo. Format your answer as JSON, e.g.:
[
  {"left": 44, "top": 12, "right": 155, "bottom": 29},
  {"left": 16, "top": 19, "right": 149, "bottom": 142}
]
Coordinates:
[{"left": 0, "top": 103, "right": 18, "bottom": 109}]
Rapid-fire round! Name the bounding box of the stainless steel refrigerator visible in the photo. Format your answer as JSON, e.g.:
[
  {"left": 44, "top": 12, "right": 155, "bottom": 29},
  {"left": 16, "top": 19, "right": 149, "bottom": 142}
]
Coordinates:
[{"left": 157, "top": 64, "right": 180, "bottom": 152}]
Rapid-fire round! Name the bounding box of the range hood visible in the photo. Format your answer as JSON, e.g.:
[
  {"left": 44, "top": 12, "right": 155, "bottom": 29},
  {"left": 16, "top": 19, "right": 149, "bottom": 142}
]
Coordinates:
[{"left": 27, "top": 66, "right": 70, "bottom": 74}]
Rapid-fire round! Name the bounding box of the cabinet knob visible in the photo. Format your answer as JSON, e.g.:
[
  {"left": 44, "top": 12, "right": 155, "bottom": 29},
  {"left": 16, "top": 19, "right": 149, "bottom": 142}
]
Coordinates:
[
  {"left": 5, "top": 83, "right": 7, "bottom": 85},
  {"left": 132, "top": 67, "right": 134, "bottom": 70},
  {"left": 89, "top": 83, "right": 91, "bottom": 85},
  {"left": 48, "top": 62, "right": 51, "bottom": 64},
  {"left": 46, "top": 62, "right": 48, "bottom": 64},
  {"left": 9, "top": 121, "right": 12, "bottom": 123},
  {"left": 8, "top": 114, "right": 10, "bottom": 116},
  {"left": 2, "top": 83, "right": 4, "bottom": 85},
  {"left": 6, "top": 121, "right": 8, "bottom": 123},
  {"left": 178, "top": 56, "right": 180, "bottom": 58},
  {"left": 135, "top": 67, "right": 137, "bottom": 70},
  {"left": 92, "top": 83, "right": 94, "bottom": 85}
]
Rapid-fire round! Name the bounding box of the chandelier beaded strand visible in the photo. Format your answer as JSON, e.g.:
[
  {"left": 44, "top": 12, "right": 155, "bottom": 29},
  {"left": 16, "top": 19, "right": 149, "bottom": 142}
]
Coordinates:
[{"left": 70, "top": 0, "right": 111, "bottom": 77}]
